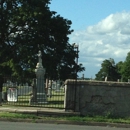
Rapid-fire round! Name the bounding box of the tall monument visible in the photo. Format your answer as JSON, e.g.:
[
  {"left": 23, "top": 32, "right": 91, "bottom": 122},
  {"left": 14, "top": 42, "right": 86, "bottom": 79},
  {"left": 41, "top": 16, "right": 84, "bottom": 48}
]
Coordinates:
[{"left": 35, "top": 50, "right": 47, "bottom": 104}]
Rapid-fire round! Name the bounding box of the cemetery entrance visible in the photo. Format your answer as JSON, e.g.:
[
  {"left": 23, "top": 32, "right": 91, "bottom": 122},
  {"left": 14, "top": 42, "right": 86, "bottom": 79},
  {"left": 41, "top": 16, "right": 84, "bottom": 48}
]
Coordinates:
[{"left": 2, "top": 77, "right": 65, "bottom": 109}]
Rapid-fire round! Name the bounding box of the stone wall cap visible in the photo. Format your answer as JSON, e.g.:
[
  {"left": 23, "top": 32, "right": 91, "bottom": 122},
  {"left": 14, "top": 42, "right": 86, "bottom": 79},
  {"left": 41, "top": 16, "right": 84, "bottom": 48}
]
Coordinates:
[{"left": 65, "top": 79, "right": 130, "bottom": 87}]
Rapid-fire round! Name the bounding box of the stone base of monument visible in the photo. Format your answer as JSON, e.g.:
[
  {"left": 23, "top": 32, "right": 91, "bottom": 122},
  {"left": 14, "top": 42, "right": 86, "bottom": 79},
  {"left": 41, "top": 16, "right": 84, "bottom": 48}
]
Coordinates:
[{"left": 36, "top": 93, "right": 48, "bottom": 104}]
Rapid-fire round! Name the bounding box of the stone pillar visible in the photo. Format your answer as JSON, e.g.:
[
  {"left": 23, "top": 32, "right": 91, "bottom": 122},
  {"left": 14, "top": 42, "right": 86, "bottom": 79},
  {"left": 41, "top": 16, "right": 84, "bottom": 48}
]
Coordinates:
[{"left": 35, "top": 50, "right": 47, "bottom": 104}]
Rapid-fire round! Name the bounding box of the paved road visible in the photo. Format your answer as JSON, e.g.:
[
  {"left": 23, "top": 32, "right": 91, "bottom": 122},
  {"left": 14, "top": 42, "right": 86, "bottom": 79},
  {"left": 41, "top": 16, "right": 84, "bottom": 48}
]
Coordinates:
[{"left": 0, "top": 121, "right": 129, "bottom": 130}]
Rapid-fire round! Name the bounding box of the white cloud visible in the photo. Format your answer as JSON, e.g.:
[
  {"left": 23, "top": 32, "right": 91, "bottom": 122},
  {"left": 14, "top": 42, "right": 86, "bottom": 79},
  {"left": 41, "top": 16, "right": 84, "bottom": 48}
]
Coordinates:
[{"left": 70, "top": 12, "right": 130, "bottom": 78}]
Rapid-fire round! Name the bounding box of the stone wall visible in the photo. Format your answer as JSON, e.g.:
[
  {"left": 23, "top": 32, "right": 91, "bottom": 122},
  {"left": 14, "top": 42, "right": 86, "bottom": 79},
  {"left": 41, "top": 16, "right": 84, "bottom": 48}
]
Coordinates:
[{"left": 64, "top": 79, "right": 130, "bottom": 117}]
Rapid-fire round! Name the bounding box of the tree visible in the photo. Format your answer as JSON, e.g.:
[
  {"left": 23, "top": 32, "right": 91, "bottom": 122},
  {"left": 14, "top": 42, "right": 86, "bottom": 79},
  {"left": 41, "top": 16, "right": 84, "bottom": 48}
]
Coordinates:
[
  {"left": 95, "top": 58, "right": 121, "bottom": 81},
  {"left": 0, "top": 0, "right": 85, "bottom": 86},
  {"left": 116, "top": 61, "right": 124, "bottom": 81},
  {"left": 120, "top": 52, "right": 130, "bottom": 82}
]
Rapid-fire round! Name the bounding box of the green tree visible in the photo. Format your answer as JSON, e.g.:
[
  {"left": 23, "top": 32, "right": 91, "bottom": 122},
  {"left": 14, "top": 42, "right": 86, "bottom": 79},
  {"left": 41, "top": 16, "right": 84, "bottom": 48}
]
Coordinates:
[
  {"left": 120, "top": 52, "right": 130, "bottom": 82},
  {"left": 0, "top": 0, "right": 85, "bottom": 87},
  {"left": 116, "top": 61, "right": 124, "bottom": 81},
  {"left": 95, "top": 58, "right": 120, "bottom": 81}
]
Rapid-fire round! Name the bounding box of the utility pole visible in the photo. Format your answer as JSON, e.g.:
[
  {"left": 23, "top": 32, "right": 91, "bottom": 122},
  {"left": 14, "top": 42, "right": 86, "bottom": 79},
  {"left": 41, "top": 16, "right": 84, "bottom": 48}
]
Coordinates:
[{"left": 72, "top": 43, "right": 79, "bottom": 112}]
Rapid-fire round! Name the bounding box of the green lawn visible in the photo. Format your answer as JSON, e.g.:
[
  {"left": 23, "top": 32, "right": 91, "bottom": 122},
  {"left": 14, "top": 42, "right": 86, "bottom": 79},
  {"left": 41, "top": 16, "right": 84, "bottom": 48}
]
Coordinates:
[
  {"left": 2, "top": 90, "right": 65, "bottom": 108},
  {"left": 0, "top": 112, "right": 130, "bottom": 124}
]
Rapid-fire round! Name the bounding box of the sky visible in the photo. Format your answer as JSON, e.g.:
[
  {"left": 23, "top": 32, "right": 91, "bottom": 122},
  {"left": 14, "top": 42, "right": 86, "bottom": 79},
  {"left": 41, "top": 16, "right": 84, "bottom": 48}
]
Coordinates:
[{"left": 49, "top": 0, "right": 130, "bottom": 79}]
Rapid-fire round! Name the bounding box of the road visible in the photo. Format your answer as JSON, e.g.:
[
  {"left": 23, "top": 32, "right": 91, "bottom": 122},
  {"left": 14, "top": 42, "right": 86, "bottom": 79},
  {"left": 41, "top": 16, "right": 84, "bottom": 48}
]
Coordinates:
[{"left": 0, "top": 121, "right": 129, "bottom": 130}]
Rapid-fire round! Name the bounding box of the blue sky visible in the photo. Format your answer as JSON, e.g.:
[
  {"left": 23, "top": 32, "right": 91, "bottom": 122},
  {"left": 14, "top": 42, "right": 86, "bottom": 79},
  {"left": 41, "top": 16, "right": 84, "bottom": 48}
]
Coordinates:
[{"left": 49, "top": 0, "right": 130, "bottom": 79}]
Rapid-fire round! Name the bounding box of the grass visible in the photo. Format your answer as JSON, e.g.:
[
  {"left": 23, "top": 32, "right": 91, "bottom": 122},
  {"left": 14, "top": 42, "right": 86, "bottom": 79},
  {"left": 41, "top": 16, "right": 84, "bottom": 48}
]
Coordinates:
[
  {"left": 0, "top": 112, "right": 37, "bottom": 119},
  {"left": 16, "top": 93, "right": 64, "bottom": 108},
  {"left": 65, "top": 116, "right": 130, "bottom": 124},
  {"left": 2, "top": 89, "right": 65, "bottom": 108},
  {"left": 0, "top": 112, "right": 130, "bottom": 124}
]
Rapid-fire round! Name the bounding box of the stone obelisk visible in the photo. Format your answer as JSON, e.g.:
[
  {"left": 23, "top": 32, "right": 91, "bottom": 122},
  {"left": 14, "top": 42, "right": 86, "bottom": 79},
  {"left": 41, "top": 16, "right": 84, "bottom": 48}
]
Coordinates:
[{"left": 35, "top": 50, "right": 47, "bottom": 104}]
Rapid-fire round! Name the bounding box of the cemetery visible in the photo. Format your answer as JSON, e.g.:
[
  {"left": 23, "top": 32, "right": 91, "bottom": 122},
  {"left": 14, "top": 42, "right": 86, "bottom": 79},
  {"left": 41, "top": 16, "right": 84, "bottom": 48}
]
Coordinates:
[
  {"left": 1, "top": 50, "right": 65, "bottom": 109},
  {"left": 2, "top": 79, "right": 65, "bottom": 108},
  {"left": 1, "top": 50, "right": 130, "bottom": 117}
]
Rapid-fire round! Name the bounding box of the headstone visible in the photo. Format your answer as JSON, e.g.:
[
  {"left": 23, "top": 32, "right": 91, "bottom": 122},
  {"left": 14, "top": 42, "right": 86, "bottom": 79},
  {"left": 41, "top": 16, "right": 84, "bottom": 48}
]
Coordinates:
[
  {"left": 47, "top": 80, "right": 52, "bottom": 98},
  {"left": 45, "top": 78, "right": 49, "bottom": 94},
  {"left": 82, "top": 74, "right": 84, "bottom": 80},
  {"left": 55, "top": 80, "right": 61, "bottom": 92},
  {"left": 128, "top": 79, "right": 130, "bottom": 83},
  {"left": 2, "top": 80, "right": 17, "bottom": 101},
  {"left": 105, "top": 76, "right": 107, "bottom": 82},
  {"left": 52, "top": 81, "right": 56, "bottom": 90},
  {"left": 7, "top": 82, "right": 18, "bottom": 102},
  {"left": 7, "top": 87, "right": 17, "bottom": 102},
  {"left": 34, "top": 50, "right": 47, "bottom": 104},
  {"left": 25, "top": 83, "right": 28, "bottom": 87}
]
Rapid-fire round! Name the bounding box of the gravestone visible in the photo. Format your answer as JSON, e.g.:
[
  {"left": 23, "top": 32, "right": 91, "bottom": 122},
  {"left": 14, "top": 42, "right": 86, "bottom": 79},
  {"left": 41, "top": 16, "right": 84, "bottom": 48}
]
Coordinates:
[
  {"left": 105, "top": 76, "right": 107, "bottom": 82},
  {"left": 7, "top": 87, "right": 17, "bottom": 102},
  {"left": 47, "top": 80, "right": 52, "bottom": 98},
  {"left": 34, "top": 50, "right": 47, "bottom": 104},
  {"left": 55, "top": 80, "right": 61, "bottom": 92},
  {"left": 128, "top": 79, "right": 130, "bottom": 83},
  {"left": 7, "top": 81, "right": 18, "bottom": 102},
  {"left": 52, "top": 81, "right": 56, "bottom": 90}
]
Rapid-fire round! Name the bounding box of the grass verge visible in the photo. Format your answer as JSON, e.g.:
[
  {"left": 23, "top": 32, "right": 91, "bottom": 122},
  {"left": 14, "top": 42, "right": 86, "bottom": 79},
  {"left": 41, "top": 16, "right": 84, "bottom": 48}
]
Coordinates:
[{"left": 0, "top": 112, "right": 130, "bottom": 124}]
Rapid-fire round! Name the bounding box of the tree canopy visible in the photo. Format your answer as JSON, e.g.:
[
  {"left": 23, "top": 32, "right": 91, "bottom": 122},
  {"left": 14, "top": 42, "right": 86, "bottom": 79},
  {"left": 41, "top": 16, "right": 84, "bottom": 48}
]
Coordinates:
[
  {"left": 0, "top": 0, "right": 85, "bottom": 85},
  {"left": 95, "top": 52, "right": 130, "bottom": 82},
  {"left": 120, "top": 52, "right": 130, "bottom": 82},
  {"left": 95, "top": 58, "right": 121, "bottom": 81}
]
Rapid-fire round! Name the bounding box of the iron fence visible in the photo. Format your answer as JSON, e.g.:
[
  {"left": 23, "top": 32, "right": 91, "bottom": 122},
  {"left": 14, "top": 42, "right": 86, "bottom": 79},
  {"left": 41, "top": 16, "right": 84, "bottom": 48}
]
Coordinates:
[{"left": 2, "top": 77, "right": 65, "bottom": 109}]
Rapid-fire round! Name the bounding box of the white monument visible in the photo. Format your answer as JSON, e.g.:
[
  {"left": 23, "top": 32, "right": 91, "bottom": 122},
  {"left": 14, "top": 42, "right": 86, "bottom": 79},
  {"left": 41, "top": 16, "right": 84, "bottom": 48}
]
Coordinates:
[
  {"left": 35, "top": 50, "right": 47, "bottom": 104},
  {"left": 7, "top": 87, "right": 17, "bottom": 102}
]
